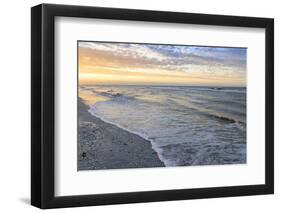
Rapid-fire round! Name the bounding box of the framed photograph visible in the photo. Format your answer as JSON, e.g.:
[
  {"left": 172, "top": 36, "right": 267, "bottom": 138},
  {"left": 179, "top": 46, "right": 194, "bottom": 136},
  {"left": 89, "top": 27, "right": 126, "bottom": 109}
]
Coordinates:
[{"left": 31, "top": 3, "right": 274, "bottom": 209}]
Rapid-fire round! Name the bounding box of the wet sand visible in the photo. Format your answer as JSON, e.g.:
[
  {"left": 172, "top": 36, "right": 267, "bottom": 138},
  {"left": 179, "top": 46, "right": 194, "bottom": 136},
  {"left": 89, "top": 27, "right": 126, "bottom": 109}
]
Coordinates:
[{"left": 78, "top": 98, "right": 165, "bottom": 170}]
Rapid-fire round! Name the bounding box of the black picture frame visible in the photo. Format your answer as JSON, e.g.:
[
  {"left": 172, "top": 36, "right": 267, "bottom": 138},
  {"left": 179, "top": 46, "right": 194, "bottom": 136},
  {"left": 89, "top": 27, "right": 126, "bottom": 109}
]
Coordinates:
[{"left": 31, "top": 3, "right": 274, "bottom": 209}]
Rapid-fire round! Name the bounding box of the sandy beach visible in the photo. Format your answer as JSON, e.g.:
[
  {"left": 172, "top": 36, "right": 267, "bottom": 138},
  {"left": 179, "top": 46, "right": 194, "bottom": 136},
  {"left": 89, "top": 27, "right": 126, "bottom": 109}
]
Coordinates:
[{"left": 78, "top": 98, "right": 165, "bottom": 170}]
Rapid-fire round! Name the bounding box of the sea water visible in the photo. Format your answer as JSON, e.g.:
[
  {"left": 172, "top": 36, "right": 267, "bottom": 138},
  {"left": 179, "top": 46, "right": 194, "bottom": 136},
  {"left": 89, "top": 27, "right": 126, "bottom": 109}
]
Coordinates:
[{"left": 80, "top": 85, "right": 246, "bottom": 167}]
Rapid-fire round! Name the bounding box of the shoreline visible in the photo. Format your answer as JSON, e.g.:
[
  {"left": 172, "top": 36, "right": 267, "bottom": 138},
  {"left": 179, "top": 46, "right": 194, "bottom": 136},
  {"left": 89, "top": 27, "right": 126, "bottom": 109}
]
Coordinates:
[
  {"left": 87, "top": 104, "right": 169, "bottom": 166},
  {"left": 78, "top": 98, "right": 165, "bottom": 170}
]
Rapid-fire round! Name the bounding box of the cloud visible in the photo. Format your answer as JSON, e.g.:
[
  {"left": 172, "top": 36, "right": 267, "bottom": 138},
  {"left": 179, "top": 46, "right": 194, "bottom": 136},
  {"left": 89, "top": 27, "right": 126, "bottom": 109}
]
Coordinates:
[
  {"left": 79, "top": 42, "right": 246, "bottom": 74},
  {"left": 78, "top": 41, "right": 246, "bottom": 86}
]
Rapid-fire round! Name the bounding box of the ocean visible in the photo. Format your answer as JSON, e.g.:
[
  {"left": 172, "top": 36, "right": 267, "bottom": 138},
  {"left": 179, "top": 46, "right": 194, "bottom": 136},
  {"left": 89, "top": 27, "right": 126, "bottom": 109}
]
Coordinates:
[{"left": 79, "top": 85, "right": 246, "bottom": 167}]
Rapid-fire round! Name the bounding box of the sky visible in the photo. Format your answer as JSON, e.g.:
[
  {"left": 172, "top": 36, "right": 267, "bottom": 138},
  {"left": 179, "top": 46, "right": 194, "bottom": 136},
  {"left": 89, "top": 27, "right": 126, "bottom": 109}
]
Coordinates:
[{"left": 78, "top": 41, "right": 246, "bottom": 87}]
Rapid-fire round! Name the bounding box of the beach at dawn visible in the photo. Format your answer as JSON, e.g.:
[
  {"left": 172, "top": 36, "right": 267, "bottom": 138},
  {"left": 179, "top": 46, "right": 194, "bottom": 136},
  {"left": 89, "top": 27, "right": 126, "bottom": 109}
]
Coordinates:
[{"left": 77, "top": 41, "right": 247, "bottom": 170}]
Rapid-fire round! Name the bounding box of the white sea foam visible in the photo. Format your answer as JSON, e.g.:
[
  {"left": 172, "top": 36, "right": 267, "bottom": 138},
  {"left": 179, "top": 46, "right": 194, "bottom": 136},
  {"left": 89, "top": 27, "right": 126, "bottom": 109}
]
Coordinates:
[{"left": 88, "top": 106, "right": 171, "bottom": 166}]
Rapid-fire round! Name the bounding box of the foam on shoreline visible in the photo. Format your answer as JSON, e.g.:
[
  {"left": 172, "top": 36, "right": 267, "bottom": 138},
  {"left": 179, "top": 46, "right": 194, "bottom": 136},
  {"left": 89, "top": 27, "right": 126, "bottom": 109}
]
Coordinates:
[
  {"left": 78, "top": 98, "right": 165, "bottom": 170},
  {"left": 88, "top": 104, "right": 169, "bottom": 166}
]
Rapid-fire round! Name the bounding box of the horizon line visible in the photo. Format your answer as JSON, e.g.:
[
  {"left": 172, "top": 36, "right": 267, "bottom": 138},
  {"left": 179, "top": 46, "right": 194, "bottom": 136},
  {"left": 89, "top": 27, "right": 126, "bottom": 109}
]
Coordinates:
[{"left": 79, "top": 84, "right": 246, "bottom": 88}]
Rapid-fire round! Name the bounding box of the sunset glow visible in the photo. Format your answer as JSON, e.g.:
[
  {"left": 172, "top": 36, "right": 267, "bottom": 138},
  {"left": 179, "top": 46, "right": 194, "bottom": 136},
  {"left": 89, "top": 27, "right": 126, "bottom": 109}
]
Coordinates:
[{"left": 78, "top": 42, "right": 246, "bottom": 86}]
